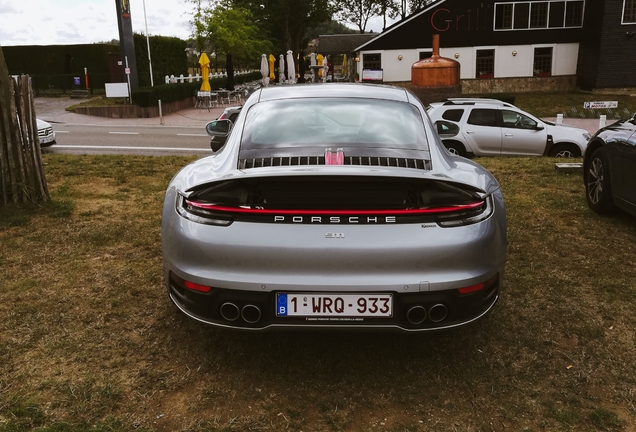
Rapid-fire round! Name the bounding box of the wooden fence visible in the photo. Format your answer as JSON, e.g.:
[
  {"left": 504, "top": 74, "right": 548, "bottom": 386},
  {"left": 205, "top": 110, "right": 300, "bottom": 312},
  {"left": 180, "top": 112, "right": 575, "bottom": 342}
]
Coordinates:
[{"left": 0, "top": 67, "right": 50, "bottom": 206}]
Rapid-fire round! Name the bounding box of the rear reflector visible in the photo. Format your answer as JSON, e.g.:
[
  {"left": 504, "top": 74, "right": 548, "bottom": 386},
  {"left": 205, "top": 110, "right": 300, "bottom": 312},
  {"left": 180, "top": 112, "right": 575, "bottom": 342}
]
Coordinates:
[
  {"left": 170, "top": 272, "right": 212, "bottom": 293},
  {"left": 458, "top": 274, "right": 498, "bottom": 294}
]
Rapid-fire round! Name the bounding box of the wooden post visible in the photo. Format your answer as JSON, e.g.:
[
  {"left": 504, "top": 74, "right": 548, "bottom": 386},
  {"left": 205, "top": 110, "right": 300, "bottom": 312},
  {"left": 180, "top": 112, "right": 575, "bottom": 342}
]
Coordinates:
[{"left": 0, "top": 45, "right": 49, "bottom": 206}]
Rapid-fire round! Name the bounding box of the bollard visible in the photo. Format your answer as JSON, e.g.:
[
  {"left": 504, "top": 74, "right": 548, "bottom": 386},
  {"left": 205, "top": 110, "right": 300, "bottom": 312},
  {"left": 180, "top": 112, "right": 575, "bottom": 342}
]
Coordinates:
[
  {"left": 556, "top": 114, "right": 563, "bottom": 124},
  {"left": 599, "top": 114, "right": 606, "bottom": 129}
]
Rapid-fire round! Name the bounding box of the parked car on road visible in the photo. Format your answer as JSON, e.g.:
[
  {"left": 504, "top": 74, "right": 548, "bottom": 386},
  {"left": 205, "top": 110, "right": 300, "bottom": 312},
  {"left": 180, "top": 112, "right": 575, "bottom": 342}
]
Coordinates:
[
  {"left": 163, "top": 83, "right": 507, "bottom": 332},
  {"left": 37, "top": 119, "right": 56, "bottom": 147},
  {"left": 427, "top": 98, "right": 591, "bottom": 158},
  {"left": 583, "top": 114, "right": 636, "bottom": 217}
]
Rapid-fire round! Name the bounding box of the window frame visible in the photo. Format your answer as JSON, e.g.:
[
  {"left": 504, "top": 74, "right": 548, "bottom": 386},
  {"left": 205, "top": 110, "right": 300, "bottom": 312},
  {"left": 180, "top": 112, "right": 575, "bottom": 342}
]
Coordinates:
[
  {"left": 533, "top": 45, "right": 554, "bottom": 77},
  {"left": 493, "top": 1, "right": 585, "bottom": 31},
  {"left": 362, "top": 53, "right": 382, "bottom": 70},
  {"left": 623, "top": 0, "right": 636, "bottom": 24},
  {"left": 475, "top": 49, "right": 496, "bottom": 79}
]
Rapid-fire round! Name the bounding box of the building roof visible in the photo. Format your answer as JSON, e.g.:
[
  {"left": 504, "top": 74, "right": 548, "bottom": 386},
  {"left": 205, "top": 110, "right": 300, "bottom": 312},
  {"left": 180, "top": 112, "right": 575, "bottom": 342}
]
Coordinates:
[{"left": 318, "top": 34, "right": 377, "bottom": 55}]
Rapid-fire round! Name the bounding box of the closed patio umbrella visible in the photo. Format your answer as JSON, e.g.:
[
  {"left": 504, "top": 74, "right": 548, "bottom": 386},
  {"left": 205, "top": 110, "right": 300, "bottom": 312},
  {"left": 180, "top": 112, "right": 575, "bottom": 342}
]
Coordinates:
[
  {"left": 286, "top": 50, "right": 296, "bottom": 84},
  {"left": 316, "top": 54, "right": 324, "bottom": 80},
  {"left": 279, "top": 54, "right": 285, "bottom": 84},
  {"left": 198, "top": 53, "right": 211, "bottom": 91},
  {"left": 260, "top": 54, "right": 270, "bottom": 87},
  {"left": 269, "top": 54, "right": 276, "bottom": 80},
  {"left": 342, "top": 54, "right": 347, "bottom": 78}
]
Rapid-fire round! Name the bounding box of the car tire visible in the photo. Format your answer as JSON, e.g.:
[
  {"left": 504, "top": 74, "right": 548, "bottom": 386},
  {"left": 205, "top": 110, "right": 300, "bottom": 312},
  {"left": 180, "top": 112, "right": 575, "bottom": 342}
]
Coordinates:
[
  {"left": 585, "top": 147, "right": 615, "bottom": 214},
  {"left": 443, "top": 141, "right": 467, "bottom": 158},
  {"left": 549, "top": 143, "right": 581, "bottom": 158}
]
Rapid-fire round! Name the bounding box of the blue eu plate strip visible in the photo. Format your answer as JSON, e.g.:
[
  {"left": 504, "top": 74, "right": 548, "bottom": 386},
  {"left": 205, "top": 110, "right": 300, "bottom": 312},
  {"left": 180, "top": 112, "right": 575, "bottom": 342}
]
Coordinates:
[{"left": 277, "top": 293, "right": 288, "bottom": 316}]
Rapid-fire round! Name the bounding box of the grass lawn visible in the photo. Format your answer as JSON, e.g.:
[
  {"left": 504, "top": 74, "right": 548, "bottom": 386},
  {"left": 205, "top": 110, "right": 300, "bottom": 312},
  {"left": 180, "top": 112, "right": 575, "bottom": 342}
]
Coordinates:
[{"left": 0, "top": 154, "right": 634, "bottom": 432}]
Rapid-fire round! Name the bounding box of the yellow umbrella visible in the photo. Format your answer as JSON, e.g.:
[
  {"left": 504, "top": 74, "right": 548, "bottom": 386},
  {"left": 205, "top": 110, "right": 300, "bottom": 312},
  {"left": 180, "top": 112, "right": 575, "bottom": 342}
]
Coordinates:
[
  {"left": 268, "top": 54, "right": 276, "bottom": 80},
  {"left": 199, "top": 53, "right": 211, "bottom": 91},
  {"left": 316, "top": 54, "right": 324, "bottom": 78},
  {"left": 342, "top": 54, "right": 347, "bottom": 77}
]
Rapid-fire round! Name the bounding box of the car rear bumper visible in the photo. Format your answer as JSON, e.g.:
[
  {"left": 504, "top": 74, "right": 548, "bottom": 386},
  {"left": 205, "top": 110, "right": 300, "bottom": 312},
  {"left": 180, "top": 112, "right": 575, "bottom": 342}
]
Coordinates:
[{"left": 166, "top": 271, "right": 501, "bottom": 331}]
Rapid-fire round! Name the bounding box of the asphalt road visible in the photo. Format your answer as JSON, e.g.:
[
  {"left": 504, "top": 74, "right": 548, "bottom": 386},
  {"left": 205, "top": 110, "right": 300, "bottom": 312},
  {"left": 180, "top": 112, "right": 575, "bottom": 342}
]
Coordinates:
[
  {"left": 43, "top": 124, "right": 214, "bottom": 156},
  {"left": 35, "top": 96, "right": 226, "bottom": 156}
]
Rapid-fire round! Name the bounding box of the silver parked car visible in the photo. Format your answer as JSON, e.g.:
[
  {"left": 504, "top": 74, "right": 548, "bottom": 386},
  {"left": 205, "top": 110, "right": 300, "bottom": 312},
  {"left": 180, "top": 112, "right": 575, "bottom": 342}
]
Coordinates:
[
  {"left": 427, "top": 98, "right": 590, "bottom": 158},
  {"left": 162, "top": 84, "right": 507, "bottom": 331}
]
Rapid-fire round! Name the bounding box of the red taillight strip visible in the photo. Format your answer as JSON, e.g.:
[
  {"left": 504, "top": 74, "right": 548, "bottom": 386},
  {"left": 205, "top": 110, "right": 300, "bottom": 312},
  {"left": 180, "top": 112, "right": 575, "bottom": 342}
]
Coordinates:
[{"left": 185, "top": 199, "right": 484, "bottom": 216}]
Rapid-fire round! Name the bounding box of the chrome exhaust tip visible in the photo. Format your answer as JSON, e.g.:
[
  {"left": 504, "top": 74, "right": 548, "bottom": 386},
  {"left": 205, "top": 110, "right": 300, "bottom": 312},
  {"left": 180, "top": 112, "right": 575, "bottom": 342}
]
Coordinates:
[
  {"left": 220, "top": 302, "right": 240, "bottom": 321},
  {"left": 406, "top": 306, "right": 427, "bottom": 324},
  {"left": 428, "top": 304, "right": 448, "bottom": 323},
  {"left": 241, "top": 304, "right": 262, "bottom": 323}
]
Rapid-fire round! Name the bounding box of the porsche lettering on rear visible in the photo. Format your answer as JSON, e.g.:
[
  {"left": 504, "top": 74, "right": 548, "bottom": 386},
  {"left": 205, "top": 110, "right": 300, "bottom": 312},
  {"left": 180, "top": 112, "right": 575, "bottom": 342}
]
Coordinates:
[{"left": 273, "top": 216, "right": 397, "bottom": 224}]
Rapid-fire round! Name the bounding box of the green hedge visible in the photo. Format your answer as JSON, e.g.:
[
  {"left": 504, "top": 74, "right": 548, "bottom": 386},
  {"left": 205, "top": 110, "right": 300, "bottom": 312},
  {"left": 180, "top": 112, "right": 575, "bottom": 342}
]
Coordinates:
[{"left": 131, "top": 71, "right": 262, "bottom": 107}]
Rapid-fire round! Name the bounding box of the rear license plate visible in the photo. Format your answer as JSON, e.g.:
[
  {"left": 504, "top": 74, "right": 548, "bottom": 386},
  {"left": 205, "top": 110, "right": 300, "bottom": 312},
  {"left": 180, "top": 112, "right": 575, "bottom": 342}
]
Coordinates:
[{"left": 276, "top": 293, "right": 393, "bottom": 317}]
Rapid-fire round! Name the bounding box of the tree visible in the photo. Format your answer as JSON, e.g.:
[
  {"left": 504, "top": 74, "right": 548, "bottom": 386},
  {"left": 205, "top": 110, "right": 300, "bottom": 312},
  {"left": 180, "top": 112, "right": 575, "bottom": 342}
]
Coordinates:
[
  {"left": 0, "top": 46, "right": 49, "bottom": 206},
  {"left": 231, "top": 0, "right": 334, "bottom": 57},
  {"left": 333, "top": 0, "right": 382, "bottom": 33},
  {"left": 207, "top": 3, "right": 272, "bottom": 68}
]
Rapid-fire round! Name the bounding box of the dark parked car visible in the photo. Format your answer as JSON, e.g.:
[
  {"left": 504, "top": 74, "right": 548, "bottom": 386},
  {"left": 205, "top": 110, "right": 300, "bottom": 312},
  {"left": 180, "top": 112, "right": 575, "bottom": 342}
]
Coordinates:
[
  {"left": 163, "top": 83, "right": 507, "bottom": 331},
  {"left": 584, "top": 114, "right": 636, "bottom": 216},
  {"left": 207, "top": 106, "right": 242, "bottom": 151}
]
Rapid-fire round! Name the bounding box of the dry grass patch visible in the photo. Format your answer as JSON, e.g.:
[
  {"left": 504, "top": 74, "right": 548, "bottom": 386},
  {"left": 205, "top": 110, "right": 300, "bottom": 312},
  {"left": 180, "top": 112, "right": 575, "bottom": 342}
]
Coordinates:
[{"left": 0, "top": 154, "right": 635, "bottom": 432}]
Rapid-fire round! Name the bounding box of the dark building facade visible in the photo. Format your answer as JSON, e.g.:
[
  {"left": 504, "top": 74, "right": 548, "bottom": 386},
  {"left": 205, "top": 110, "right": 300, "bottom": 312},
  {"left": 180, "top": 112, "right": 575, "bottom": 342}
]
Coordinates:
[{"left": 353, "top": 0, "right": 636, "bottom": 91}]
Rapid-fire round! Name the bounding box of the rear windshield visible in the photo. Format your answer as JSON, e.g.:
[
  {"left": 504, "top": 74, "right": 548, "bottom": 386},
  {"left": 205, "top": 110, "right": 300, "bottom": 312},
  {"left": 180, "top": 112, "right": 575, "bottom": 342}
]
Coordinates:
[{"left": 240, "top": 98, "right": 429, "bottom": 151}]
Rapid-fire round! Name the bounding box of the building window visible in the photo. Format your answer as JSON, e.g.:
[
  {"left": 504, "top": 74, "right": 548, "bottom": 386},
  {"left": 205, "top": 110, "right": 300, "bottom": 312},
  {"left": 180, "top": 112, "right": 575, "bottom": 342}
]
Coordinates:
[
  {"left": 533, "top": 47, "right": 553, "bottom": 76},
  {"left": 494, "top": 1, "right": 585, "bottom": 30},
  {"left": 624, "top": 0, "right": 636, "bottom": 23},
  {"left": 419, "top": 51, "right": 432, "bottom": 60},
  {"left": 565, "top": 1, "right": 584, "bottom": 26},
  {"left": 363, "top": 53, "right": 381, "bottom": 70},
  {"left": 530, "top": 2, "right": 549, "bottom": 28},
  {"left": 549, "top": 2, "right": 566, "bottom": 27},
  {"left": 476, "top": 50, "right": 495, "bottom": 79},
  {"left": 495, "top": 4, "right": 513, "bottom": 29}
]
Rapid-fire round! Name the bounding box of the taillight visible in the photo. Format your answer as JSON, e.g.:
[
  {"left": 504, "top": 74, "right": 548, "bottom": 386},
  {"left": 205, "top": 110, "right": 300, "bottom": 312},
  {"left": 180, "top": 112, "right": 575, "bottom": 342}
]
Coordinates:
[
  {"left": 176, "top": 195, "right": 234, "bottom": 226},
  {"left": 436, "top": 195, "right": 493, "bottom": 227},
  {"left": 171, "top": 272, "right": 212, "bottom": 293}
]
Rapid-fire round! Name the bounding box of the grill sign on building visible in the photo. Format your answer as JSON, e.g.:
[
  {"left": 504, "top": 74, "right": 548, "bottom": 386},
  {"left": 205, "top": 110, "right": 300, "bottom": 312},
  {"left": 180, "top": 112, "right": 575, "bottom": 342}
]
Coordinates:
[{"left": 584, "top": 101, "right": 618, "bottom": 109}]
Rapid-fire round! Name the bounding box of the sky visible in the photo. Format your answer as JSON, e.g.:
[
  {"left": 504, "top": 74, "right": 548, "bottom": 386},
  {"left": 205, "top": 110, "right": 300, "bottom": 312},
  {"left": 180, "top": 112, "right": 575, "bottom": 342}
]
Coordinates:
[
  {"left": 0, "top": 0, "right": 193, "bottom": 46},
  {"left": 0, "top": 0, "right": 389, "bottom": 47}
]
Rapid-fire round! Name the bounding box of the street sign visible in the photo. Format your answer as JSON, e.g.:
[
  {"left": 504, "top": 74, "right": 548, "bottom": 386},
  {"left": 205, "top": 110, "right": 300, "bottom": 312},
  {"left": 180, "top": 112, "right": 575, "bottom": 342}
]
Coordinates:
[
  {"left": 125, "top": 68, "right": 131, "bottom": 75},
  {"left": 74, "top": 77, "right": 81, "bottom": 85},
  {"left": 584, "top": 101, "right": 618, "bottom": 109}
]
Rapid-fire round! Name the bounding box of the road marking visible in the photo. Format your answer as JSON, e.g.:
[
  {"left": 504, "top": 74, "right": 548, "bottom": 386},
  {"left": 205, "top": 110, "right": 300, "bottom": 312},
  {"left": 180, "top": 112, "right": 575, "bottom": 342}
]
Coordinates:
[
  {"left": 177, "top": 133, "right": 208, "bottom": 137},
  {"left": 54, "top": 130, "right": 70, "bottom": 133},
  {"left": 108, "top": 132, "right": 139, "bottom": 135},
  {"left": 52, "top": 145, "right": 211, "bottom": 152}
]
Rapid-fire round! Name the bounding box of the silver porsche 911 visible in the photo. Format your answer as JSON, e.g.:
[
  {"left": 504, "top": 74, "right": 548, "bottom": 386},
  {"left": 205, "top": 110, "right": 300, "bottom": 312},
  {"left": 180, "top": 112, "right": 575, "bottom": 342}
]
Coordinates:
[{"left": 161, "top": 83, "right": 507, "bottom": 331}]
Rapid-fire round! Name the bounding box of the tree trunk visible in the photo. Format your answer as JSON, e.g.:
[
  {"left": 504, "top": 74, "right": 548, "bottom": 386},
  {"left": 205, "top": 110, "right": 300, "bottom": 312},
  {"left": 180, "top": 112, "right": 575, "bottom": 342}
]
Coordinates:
[{"left": 0, "top": 46, "right": 49, "bottom": 206}]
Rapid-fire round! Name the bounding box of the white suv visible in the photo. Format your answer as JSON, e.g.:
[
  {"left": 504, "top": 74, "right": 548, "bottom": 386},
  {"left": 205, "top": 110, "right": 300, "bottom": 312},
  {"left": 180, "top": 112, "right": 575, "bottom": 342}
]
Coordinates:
[{"left": 427, "top": 98, "right": 591, "bottom": 158}]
